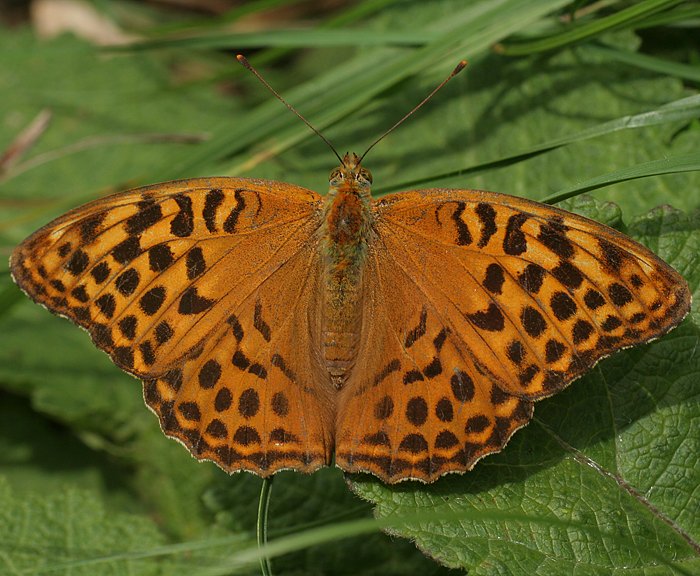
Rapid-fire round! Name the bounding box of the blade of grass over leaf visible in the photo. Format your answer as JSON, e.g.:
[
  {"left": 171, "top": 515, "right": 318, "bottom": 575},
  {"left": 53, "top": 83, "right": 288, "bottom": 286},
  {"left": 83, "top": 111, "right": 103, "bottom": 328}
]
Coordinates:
[
  {"left": 257, "top": 477, "right": 274, "bottom": 576},
  {"left": 380, "top": 94, "right": 700, "bottom": 194},
  {"left": 162, "top": 0, "right": 573, "bottom": 179},
  {"left": 115, "top": 0, "right": 403, "bottom": 75},
  {"left": 0, "top": 109, "right": 51, "bottom": 175},
  {"left": 495, "top": 0, "right": 686, "bottom": 55},
  {"left": 625, "top": 3, "right": 700, "bottom": 28},
  {"left": 584, "top": 42, "right": 700, "bottom": 83},
  {"left": 189, "top": 505, "right": 695, "bottom": 576},
  {"left": 116, "top": 29, "right": 438, "bottom": 51},
  {"left": 142, "top": 0, "right": 305, "bottom": 36},
  {"left": 15, "top": 536, "right": 250, "bottom": 575},
  {"left": 211, "top": 0, "right": 401, "bottom": 70},
  {"left": 1, "top": 132, "right": 208, "bottom": 184},
  {"left": 543, "top": 153, "right": 700, "bottom": 204}
]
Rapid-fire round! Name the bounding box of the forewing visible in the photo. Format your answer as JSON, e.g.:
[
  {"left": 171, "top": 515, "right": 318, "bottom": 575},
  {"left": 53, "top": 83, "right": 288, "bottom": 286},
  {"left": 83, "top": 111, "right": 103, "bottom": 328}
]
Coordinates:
[
  {"left": 12, "top": 177, "right": 334, "bottom": 475},
  {"left": 335, "top": 189, "right": 690, "bottom": 483}
]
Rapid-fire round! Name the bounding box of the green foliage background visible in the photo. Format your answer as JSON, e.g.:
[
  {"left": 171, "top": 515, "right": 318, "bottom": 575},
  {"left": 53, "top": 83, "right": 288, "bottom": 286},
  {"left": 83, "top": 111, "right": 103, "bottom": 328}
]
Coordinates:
[{"left": 0, "top": 1, "right": 698, "bottom": 574}]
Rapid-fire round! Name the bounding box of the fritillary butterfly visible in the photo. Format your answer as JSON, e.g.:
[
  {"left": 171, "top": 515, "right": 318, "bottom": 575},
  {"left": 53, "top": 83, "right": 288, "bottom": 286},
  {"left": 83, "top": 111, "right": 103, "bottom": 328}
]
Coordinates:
[{"left": 11, "top": 62, "right": 690, "bottom": 484}]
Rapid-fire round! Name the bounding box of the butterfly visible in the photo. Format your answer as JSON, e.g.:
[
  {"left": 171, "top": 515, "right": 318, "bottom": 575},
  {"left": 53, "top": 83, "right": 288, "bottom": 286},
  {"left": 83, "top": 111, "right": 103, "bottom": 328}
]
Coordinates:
[{"left": 10, "top": 60, "right": 691, "bottom": 484}]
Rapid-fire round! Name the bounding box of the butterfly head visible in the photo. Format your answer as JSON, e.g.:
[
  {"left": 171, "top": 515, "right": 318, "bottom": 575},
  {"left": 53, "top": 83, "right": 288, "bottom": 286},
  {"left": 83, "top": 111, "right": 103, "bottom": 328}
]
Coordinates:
[{"left": 329, "top": 152, "right": 373, "bottom": 194}]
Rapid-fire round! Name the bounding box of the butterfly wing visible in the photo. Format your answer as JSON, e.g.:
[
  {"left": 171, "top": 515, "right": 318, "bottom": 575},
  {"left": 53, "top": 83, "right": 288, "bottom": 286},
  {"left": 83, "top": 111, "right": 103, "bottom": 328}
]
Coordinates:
[
  {"left": 335, "top": 189, "right": 690, "bottom": 483},
  {"left": 12, "top": 177, "right": 334, "bottom": 476}
]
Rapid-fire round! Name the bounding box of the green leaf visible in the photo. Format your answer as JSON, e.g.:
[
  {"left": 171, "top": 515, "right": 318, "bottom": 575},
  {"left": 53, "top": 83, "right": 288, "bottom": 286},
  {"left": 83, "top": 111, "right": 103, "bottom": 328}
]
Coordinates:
[
  {"left": 0, "top": 477, "right": 165, "bottom": 575},
  {"left": 349, "top": 198, "right": 700, "bottom": 574},
  {"left": 496, "top": 0, "right": 686, "bottom": 55},
  {"left": 543, "top": 152, "right": 700, "bottom": 204}
]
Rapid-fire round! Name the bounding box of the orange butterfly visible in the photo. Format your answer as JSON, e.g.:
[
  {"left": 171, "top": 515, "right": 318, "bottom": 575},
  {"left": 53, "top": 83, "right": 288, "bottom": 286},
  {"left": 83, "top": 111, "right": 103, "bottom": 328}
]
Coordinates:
[{"left": 11, "top": 59, "right": 690, "bottom": 483}]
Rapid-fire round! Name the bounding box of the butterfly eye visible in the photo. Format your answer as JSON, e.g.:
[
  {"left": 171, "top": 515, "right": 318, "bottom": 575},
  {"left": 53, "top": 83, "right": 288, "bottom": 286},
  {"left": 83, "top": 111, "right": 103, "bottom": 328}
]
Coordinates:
[
  {"left": 329, "top": 168, "right": 343, "bottom": 182},
  {"left": 358, "top": 168, "right": 373, "bottom": 184}
]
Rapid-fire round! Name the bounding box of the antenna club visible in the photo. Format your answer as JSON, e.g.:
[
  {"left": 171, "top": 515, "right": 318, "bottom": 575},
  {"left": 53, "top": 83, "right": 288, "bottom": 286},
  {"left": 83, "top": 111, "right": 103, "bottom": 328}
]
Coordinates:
[
  {"left": 358, "top": 59, "right": 468, "bottom": 163},
  {"left": 237, "top": 53, "right": 344, "bottom": 165},
  {"left": 237, "top": 54, "right": 252, "bottom": 69}
]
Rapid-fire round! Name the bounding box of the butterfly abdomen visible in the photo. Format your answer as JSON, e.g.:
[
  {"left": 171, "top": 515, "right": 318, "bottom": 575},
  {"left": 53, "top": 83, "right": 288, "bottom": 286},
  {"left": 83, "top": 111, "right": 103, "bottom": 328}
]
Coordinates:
[{"left": 319, "top": 186, "right": 372, "bottom": 389}]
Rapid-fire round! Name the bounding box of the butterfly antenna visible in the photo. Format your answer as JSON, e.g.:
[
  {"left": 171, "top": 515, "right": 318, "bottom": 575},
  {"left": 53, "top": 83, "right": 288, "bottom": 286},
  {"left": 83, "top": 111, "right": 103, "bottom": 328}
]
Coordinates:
[
  {"left": 237, "top": 54, "right": 344, "bottom": 166},
  {"left": 358, "top": 60, "right": 467, "bottom": 164}
]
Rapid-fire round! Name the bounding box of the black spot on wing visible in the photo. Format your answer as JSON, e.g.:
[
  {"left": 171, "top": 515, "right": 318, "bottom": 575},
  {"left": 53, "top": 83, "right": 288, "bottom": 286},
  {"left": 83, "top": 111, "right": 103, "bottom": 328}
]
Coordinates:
[
  {"left": 364, "top": 431, "right": 390, "bottom": 447},
  {"left": 538, "top": 218, "right": 574, "bottom": 259},
  {"left": 475, "top": 203, "right": 497, "bottom": 248},
  {"left": 506, "top": 340, "right": 525, "bottom": 365},
  {"left": 483, "top": 263, "right": 505, "bottom": 294},
  {"left": 90, "top": 262, "right": 111, "bottom": 284},
  {"left": 223, "top": 190, "right": 246, "bottom": 233},
  {"left": 186, "top": 247, "right": 206, "bottom": 280},
  {"left": 171, "top": 194, "right": 194, "bottom": 237},
  {"left": 126, "top": 200, "right": 163, "bottom": 235},
  {"left": 545, "top": 339, "right": 566, "bottom": 363},
  {"left": 518, "top": 264, "right": 545, "bottom": 294},
  {"left": 271, "top": 391, "right": 289, "bottom": 417},
  {"left": 271, "top": 353, "right": 297, "bottom": 382},
  {"left": 71, "top": 285, "right": 89, "bottom": 302},
  {"left": 451, "top": 202, "right": 472, "bottom": 245},
  {"left": 602, "top": 315, "right": 623, "bottom": 331},
  {"left": 373, "top": 359, "right": 401, "bottom": 387},
  {"left": 521, "top": 306, "right": 547, "bottom": 338},
  {"left": 206, "top": 419, "right": 228, "bottom": 439},
  {"left": 179, "top": 287, "right": 215, "bottom": 315},
  {"left": 423, "top": 357, "right": 442, "bottom": 378},
  {"left": 155, "top": 321, "right": 174, "bottom": 344},
  {"left": 95, "top": 293, "right": 116, "bottom": 319},
  {"left": 148, "top": 244, "right": 174, "bottom": 272},
  {"left": 503, "top": 213, "right": 528, "bottom": 255},
  {"left": 198, "top": 359, "right": 222, "bottom": 389},
  {"left": 435, "top": 398, "right": 453, "bottom": 422},
  {"left": 404, "top": 308, "right": 427, "bottom": 348},
  {"left": 433, "top": 328, "right": 448, "bottom": 352},
  {"left": 399, "top": 433, "right": 428, "bottom": 453},
  {"left": 227, "top": 314, "right": 244, "bottom": 342},
  {"left": 573, "top": 320, "right": 594, "bottom": 343},
  {"left": 112, "top": 237, "right": 140, "bottom": 265},
  {"left": 550, "top": 291, "right": 577, "bottom": 321},
  {"left": 215, "top": 388, "right": 232, "bottom": 412},
  {"left": 599, "top": 239, "right": 625, "bottom": 269},
  {"left": 374, "top": 396, "right": 394, "bottom": 419},
  {"left": 66, "top": 250, "right": 89, "bottom": 275},
  {"left": 203, "top": 188, "right": 224, "bottom": 232},
  {"left": 115, "top": 268, "right": 140, "bottom": 296},
  {"left": 140, "top": 286, "right": 166, "bottom": 315},
  {"left": 403, "top": 370, "right": 424, "bottom": 385},
  {"left": 253, "top": 301, "right": 271, "bottom": 341},
  {"left": 609, "top": 283, "right": 633, "bottom": 306},
  {"left": 551, "top": 261, "right": 584, "bottom": 289},
  {"left": 584, "top": 289, "right": 606, "bottom": 310},
  {"left": 405, "top": 397, "right": 428, "bottom": 426},
  {"left": 451, "top": 369, "right": 474, "bottom": 402},
  {"left": 140, "top": 341, "right": 156, "bottom": 366},
  {"left": 118, "top": 315, "right": 137, "bottom": 340},
  {"left": 468, "top": 303, "right": 505, "bottom": 332},
  {"left": 80, "top": 213, "right": 106, "bottom": 243}
]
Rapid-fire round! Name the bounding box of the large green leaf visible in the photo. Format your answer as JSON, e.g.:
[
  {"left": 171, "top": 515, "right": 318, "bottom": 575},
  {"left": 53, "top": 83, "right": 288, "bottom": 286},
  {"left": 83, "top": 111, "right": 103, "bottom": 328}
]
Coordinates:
[
  {"left": 349, "top": 198, "right": 699, "bottom": 574},
  {"left": 0, "top": 477, "right": 165, "bottom": 575}
]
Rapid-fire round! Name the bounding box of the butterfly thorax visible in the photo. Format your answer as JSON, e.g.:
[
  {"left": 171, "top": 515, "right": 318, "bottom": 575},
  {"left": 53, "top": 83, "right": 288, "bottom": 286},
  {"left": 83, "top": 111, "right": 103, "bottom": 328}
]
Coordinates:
[{"left": 319, "top": 152, "right": 373, "bottom": 389}]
